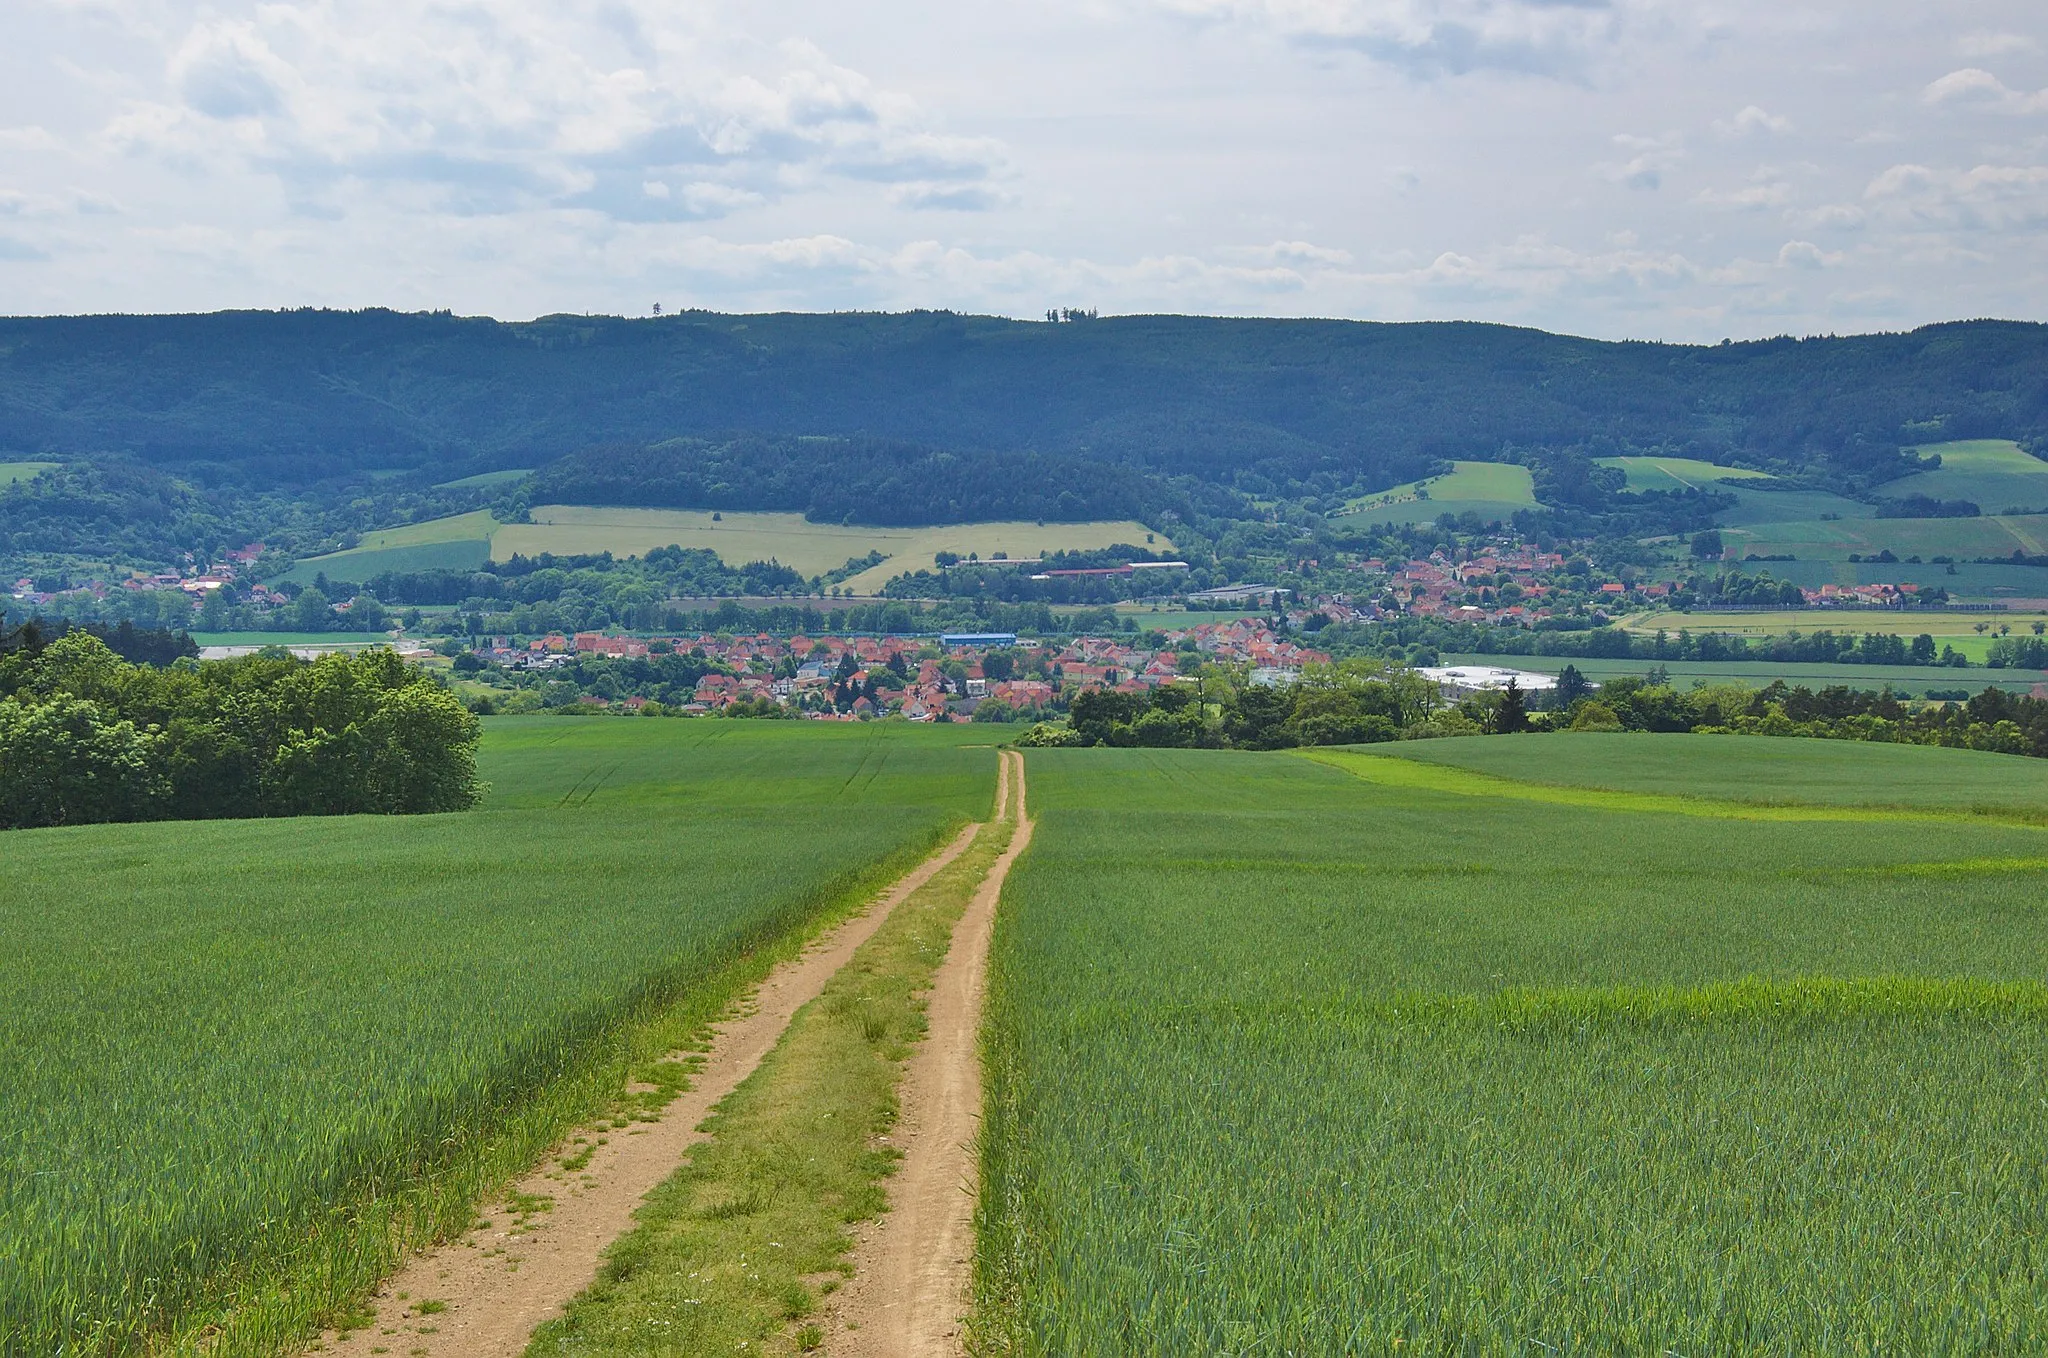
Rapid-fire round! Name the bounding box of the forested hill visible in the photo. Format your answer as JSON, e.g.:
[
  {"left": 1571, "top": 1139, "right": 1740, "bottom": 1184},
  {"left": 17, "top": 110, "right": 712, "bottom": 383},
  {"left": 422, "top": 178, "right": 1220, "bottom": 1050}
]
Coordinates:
[{"left": 1, "top": 309, "right": 2044, "bottom": 499}]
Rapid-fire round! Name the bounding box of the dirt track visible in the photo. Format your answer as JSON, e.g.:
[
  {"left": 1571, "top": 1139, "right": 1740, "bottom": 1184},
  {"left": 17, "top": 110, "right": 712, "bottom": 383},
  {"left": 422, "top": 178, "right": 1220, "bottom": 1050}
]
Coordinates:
[
  {"left": 312, "top": 818, "right": 984, "bottom": 1357},
  {"left": 830, "top": 749, "right": 1031, "bottom": 1356}
]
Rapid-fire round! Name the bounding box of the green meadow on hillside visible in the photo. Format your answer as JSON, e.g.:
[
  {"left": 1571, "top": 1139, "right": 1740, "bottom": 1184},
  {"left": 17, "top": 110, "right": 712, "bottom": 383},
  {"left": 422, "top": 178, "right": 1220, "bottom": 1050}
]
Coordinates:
[
  {"left": 979, "top": 739, "right": 2048, "bottom": 1353},
  {"left": 1596, "top": 455, "right": 1774, "bottom": 492},
  {"left": 276, "top": 509, "right": 500, "bottom": 582},
  {"left": 0, "top": 461, "right": 57, "bottom": 487},
  {"left": 1339, "top": 461, "right": 1539, "bottom": 525},
  {"left": 0, "top": 720, "right": 992, "bottom": 1355},
  {"left": 1882, "top": 441, "right": 2048, "bottom": 513}
]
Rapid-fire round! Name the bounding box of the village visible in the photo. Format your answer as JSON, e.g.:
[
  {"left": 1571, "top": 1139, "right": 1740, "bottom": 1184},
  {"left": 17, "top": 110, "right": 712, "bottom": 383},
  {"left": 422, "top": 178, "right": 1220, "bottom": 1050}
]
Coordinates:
[{"left": 466, "top": 616, "right": 1341, "bottom": 719}]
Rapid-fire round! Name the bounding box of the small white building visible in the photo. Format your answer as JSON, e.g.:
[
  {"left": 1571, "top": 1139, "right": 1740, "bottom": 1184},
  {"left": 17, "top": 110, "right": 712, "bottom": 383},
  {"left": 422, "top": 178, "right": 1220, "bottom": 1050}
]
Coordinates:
[{"left": 1417, "top": 665, "right": 1561, "bottom": 698}]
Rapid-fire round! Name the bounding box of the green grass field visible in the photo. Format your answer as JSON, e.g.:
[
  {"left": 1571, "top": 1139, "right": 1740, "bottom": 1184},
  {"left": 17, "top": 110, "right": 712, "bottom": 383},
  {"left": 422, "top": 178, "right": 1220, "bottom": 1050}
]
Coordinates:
[
  {"left": 1441, "top": 651, "right": 2048, "bottom": 696},
  {"left": 1725, "top": 510, "right": 2048, "bottom": 563},
  {"left": 1353, "top": 731, "right": 2048, "bottom": 812},
  {"left": 1626, "top": 608, "right": 2048, "bottom": 638},
  {"left": 978, "top": 741, "right": 2048, "bottom": 1352},
  {"left": 1596, "top": 455, "right": 1774, "bottom": 493},
  {"left": 1732, "top": 558, "right": 2048, "bottom": 600},
  {"left": 0, "top": 719, "right": 993, "bottom": 1354},
  {"left": 1338, "top": 461, "right": 1538, "bottom": 525},
  {"left": 276, "top": 509, "right": 500, "bottom": 583},
  {"left": 1882, "top": 440, "right": 2048, "bottom": 513},
  {"left": 1713, "top": 483, "right": 1876, "bottom": 528},
  {"left": 0, "top": 460, "right": 58, "bottom": 486},
  {"left": 435, "top": 468, "right": 532, "bottom": 490}
]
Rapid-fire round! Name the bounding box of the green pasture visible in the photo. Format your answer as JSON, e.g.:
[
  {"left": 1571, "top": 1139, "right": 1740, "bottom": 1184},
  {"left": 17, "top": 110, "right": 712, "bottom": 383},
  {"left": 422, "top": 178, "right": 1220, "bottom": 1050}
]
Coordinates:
[
  {"left": 1726, "top": 510, "right": 2048, "bottom": 563},
  {"left": 1883, "top": 440, "right": 2048, "bottom": 513},
  {"left": 1441, "top": 651, "right": 2048, "bottom": 695},
  {"left": 1722, "top": 557, "right": 2048, "bottom": 600},
  {"left": 1626, "top": 607, "right": 2048, "bottom": 639},
  {"left": 1338, "top": 461, "right": 1538, "bottom": 525},
  {"left": 0, "top": 720, "right": 993, "bottom": 1354},
  {"left": 1713, "top": 484, "right": 1873, "bottom": 527},
  {"left": 1343, "top": 732, "right": 2048, "bottom": 813},
  {"left": 979, "top": 742, "right": 2048, "bottom": 1353},
  {"left": 0, "top": 460, "right": 57, "bottom": 486},
  {"left": 1596, "top": 455, "right": 1773, "bottom": 493},
  {"left": 434, "top": 468, "right": 531, "bottom": 490},
  {"left": 275, "top": 509, "right": 500, "bottom": 584}
]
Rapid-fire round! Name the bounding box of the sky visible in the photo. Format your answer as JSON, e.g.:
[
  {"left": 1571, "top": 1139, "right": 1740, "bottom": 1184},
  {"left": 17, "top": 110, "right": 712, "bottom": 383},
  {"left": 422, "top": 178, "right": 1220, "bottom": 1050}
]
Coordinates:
[{"left": 1, "top": 0, "right": 2044, "bottom": 340}]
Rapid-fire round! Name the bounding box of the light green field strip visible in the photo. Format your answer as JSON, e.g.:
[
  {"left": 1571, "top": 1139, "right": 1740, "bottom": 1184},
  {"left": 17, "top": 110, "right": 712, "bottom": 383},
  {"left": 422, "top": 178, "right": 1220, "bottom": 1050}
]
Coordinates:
[
  {"left": 1176, "top": 975, "right": 2048, "bottom": 1030},
  {"left": 1338, "top": 460, "right": 1537, "bottom": 518},
  {"left": 490, "top": 506, "right": 1171, "bottom": 587},
  {"left": 0, "top": 460, "right": 58, "bottom": 485},
  {"left": 1596, "top": 455, "right": 1774, "bottom": 493},
  {"left": 1301, "top": 746, "right": 2048, "bottom": 826}
]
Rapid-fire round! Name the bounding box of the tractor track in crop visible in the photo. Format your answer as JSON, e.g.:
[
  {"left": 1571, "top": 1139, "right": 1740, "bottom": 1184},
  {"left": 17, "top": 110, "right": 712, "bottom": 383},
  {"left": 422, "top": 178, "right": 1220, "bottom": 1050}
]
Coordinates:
[
  {"left": 310, "top": 817, "right": 986, "bottom": 1358},
  {"left": 827, "top": 750, "right": 1032, "bottom": 1357}
]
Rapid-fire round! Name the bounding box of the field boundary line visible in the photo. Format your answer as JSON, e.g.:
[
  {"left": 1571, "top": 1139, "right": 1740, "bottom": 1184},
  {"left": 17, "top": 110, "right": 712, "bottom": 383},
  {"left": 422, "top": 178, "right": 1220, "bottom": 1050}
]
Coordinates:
[
  {"left": 831, "top": 749, "right": 1032, "bottom": 1357},
  {"left": 305, "top": 817, "right": 985, "bottom": 1358},
  {"left": 1303, "top": 747, "right": 2048, "bottom": 827}
]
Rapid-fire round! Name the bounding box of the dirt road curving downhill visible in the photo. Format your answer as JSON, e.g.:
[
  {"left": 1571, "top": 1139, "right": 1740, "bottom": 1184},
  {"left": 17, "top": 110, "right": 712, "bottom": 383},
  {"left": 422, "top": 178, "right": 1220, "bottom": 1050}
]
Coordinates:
[
  {"left": 314, "top": 815, "right": 986, "bottom": 1357},
  {"left": 831, "top": 749, "right": 1032, "bottom": 1356}
]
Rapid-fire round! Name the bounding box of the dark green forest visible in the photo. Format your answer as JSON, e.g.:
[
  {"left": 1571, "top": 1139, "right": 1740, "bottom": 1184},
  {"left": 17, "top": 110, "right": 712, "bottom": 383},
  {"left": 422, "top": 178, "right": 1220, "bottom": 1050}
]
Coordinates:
[{"left": 4, "top": 309, "right": 2043, "bottom": 499}]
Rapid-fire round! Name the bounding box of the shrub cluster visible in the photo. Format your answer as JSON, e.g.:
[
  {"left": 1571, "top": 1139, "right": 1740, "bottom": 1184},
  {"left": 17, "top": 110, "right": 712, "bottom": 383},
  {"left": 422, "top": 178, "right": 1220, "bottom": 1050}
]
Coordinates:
[
  {"left": 1022, "top": 661, "right": 1450, "bottom": 749},
  {"left": 0, "top": 628, "right": 482, "bottom": 830},
  {"left": 1564, "top": 675, "right": 2048, "bottom": 757}
]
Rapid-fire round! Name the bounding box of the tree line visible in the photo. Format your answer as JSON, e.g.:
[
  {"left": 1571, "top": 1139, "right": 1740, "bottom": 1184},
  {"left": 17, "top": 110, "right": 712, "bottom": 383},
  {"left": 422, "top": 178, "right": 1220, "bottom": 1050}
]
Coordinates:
[
  {"left": 1018, "top": 658, "right": 2048, "bottom": 761},
  {"left": 0, "top": 623, "right": 482, "bottom": 830},
  {"left": 1330, "top": 617, "right": 2025, "bottom": 669}
]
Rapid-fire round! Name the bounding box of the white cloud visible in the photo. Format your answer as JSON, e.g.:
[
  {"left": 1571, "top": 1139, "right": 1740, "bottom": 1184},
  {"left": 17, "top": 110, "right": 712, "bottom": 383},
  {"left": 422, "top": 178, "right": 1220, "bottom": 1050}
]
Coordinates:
[
  {"left": 1776, "top": 239, "right": 1840, "bottom": 269},
  {"left": 1598, "top": 132, "right": 1682, "bottom": 190},
  {"left": 1713, "top": 105, "right": 1791, "bottom": 137},
  {"left": 91, "top": 2, "right": 1009, "bottom": 222},
  {"left": 1222, "top": 239, "right": 1358, "bottom": 266},
  {"left": 1956, "top": 32, "right": 2038, "bottom": 59},
  {"left": 1144, "top": 0, "right": 1637, "bottom": 78},
  {"left": 1694, "top": 172, "right": 1792, "bottom": 210},
  {"left": 1866, "top": 162, "right": 2048, "bottom": 230},
  {"left": 1788, "top": 202, "right": 1867, "bottom": 230},
  {"left": 1922, "top": 68, "right": 2048, "bottom": 115}
]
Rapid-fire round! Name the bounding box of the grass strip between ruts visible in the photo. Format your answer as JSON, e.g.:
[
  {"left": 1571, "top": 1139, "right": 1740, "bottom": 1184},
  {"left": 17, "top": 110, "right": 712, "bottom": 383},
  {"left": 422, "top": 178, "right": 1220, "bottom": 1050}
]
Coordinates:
[
  {"left": 525, "top": 811, "right": 1015, "bottom": 1356},
  {"left": 146, "top": 820, "right": 965, "bottom": 1358},
  {"left": 1302, "top": 746, "right": 2048, "bottom": 825}
]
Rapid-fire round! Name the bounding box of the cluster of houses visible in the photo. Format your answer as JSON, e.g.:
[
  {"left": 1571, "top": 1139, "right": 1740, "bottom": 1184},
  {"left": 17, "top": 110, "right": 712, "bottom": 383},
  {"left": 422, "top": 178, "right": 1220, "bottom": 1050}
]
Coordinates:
[
  {"left": 466, "top": 621, "right": 1336, "bottom": 719},
  {"left": 10, "top": 544, "right": 277, "bottom": 611}
]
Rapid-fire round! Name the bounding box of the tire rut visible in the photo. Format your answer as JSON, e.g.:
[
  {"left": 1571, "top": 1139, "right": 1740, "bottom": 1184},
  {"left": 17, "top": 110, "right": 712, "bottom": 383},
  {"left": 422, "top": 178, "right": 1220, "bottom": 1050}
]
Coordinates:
[
  {"left": 307, "top": 817, "right": 987, "bottom": 1358},
  {"left": 828, "top": 749, "right": 1031, "bottom": 1357}
]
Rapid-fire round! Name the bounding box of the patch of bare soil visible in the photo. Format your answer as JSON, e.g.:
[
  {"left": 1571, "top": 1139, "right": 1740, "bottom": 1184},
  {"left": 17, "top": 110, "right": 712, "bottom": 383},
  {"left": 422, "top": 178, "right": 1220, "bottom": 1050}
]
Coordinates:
[
  {"left": 827, "top": 750, "right": 1031, "bottom": 1357},
  {"left": 308, "top": 819, "right": 983, "bottom": 1358}
]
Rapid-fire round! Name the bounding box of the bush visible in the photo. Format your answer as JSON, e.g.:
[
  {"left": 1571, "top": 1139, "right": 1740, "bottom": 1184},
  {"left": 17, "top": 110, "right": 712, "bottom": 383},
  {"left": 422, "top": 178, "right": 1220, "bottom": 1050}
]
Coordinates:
[
  {"left": 0, "top": 634, "right": 483, "bottom": 830},
  {"left": 1569, "top": 701, "right": 1625, "bottom": 732}
]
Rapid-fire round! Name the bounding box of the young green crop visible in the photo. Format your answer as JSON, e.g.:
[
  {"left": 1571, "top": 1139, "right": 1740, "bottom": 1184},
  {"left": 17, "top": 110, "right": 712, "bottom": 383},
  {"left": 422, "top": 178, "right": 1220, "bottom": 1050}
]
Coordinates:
[
  {"left": 976, "top": 746, "right": 2048, "bottom": 1354},
  {"left": 0, "top": 719, "right": 993, "bottom": 1356},
  {"left": 1358, "top": 730, "right": 2048, "bottom": 813}
]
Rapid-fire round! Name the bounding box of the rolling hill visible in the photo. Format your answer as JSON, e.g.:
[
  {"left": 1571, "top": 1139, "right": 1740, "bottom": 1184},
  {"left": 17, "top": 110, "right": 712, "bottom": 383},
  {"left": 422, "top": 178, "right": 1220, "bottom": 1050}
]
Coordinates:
[{"left": 1, "top": 311, "right": 2044, "bottom": 506}]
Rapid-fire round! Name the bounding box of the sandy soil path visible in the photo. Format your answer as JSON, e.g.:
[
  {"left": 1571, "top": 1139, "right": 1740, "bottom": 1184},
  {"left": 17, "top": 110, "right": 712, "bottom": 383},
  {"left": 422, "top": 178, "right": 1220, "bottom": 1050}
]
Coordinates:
[
  {"left": 830, "top": 750, "right": 1031, "bottom": 1357},
  {"left": 314, "top": 816, "right": 985, "bottom": 1358}
]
